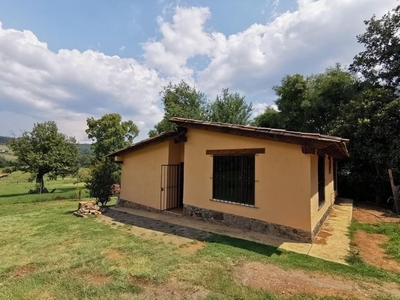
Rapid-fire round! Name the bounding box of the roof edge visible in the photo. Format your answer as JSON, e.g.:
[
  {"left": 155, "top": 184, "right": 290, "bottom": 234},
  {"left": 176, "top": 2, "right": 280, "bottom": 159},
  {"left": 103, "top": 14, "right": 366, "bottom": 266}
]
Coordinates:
[
  {"left": 107, "top": 130, "right": 182, "bottom": 157},
  {"left": 169, "top": 117, "right": 349, "bottom": 159}
]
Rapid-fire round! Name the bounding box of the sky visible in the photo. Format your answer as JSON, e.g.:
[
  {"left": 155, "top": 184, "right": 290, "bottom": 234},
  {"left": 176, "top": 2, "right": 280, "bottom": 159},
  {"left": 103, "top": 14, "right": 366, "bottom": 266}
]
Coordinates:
[{"left": 0, "top": 0, "right": 398, "bottom": 142}]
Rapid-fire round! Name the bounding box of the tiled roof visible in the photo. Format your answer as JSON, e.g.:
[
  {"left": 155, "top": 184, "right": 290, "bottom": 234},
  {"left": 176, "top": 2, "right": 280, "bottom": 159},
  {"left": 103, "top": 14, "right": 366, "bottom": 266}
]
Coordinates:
[
  {"left": 169, "top": 117, "right": 349, "bottom": 159},
  {"left": 108, "top": 118, "right": 349, "bottom": 159},
  {"left": 107, "top": 130, "right": 182, "bottom": 157}
]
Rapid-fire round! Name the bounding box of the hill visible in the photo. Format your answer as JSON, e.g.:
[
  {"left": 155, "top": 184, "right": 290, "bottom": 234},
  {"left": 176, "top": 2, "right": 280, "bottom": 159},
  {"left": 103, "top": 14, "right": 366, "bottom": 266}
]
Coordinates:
[{"left": 0, "top": 136, "right": 12, "bottom": 145}]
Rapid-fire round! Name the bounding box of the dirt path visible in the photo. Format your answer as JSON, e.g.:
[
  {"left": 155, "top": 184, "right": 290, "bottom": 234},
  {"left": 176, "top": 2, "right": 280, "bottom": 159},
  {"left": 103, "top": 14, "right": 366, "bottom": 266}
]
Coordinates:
[{"left": 236, "top": 261, "right": 400, "bottom": 299}]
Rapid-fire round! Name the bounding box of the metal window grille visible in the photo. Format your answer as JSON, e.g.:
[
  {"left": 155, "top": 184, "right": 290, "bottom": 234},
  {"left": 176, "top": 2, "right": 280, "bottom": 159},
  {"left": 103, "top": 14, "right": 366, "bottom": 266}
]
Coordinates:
[{"left": 212, "top": 155, "right": 255, "bottom": 205}]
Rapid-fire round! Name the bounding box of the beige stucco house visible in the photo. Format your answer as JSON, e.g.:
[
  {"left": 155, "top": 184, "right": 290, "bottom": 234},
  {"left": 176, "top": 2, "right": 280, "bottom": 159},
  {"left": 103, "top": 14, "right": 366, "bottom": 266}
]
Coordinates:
[{"left": 108, "top": 118, "right": 349, "bottom": 242}]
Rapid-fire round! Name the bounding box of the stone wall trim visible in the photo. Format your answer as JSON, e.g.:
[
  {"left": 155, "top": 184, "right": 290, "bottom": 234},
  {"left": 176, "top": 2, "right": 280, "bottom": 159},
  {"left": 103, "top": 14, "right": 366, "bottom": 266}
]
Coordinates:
[{"left": 183, "top": 204, "right": 312, "bottom": 242}]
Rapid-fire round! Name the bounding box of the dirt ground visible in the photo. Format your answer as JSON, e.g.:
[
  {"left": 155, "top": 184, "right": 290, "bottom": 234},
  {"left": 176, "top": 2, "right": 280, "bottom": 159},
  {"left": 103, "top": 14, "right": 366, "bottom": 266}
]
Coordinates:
[
  {"left": 235, "top": 261, "right": 400, "bottom": 299},
  {"left": 354, "top": 231, "right": 400, "bottom": 272},
  {"left": 96, "top": 207, "right": 400, "bottom": 299},
  {"left": 352, "top": 203, "right": 400, "bottom": 273},
  {"left": 352, "top": 204, "right": 400, "bottom": 224}
]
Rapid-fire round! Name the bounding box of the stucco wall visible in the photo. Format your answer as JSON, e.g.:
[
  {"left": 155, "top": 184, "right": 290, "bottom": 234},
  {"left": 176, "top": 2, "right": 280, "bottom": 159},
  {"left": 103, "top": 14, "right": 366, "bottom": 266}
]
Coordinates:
[
  {"left": 310, "top": 155, "right": 335, "bottom": 230},
  {"left": 120, "top": 142, "right": 169, "bottom": 210},
  {"left": 168, "top": 140, "right": 184, "bottom": 164},
  {"left": 183, "top": 129, "right": 312, "bottom": 231}
]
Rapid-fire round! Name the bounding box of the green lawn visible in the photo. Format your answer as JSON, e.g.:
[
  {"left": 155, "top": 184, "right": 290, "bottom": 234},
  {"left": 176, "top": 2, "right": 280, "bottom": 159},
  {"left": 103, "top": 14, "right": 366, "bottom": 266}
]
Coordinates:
[
  {"left": 0, "top": 171, "right": 89, "bottom": 205},
  {"left": 0, "top": 145, "right": 17, "bottom": 161},
  {"left": 0, "top": 177, "right": 399, "bottom": 299}
]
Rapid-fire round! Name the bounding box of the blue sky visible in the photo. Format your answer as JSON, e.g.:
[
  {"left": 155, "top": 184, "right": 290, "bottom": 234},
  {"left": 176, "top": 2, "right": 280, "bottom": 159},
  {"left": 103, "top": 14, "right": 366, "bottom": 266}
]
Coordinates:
[{"left": 0, "top": 0, "right": 397, "bottom": 141}]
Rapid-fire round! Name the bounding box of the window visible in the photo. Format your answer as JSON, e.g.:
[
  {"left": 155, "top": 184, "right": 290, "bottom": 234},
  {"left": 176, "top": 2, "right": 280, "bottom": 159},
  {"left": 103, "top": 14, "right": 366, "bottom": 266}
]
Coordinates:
[
  {"left": 212, "top": 155, "right": 255, "bottom": 205},
  {"left": 318, "top": 156, "right": 325, "bottom": 206}
]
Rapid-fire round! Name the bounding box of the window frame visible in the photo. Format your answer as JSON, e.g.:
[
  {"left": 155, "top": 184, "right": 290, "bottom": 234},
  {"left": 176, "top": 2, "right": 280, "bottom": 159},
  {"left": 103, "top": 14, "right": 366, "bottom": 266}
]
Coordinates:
[{"left": 211, "top": 152, "right": 257, "bottom": 206}]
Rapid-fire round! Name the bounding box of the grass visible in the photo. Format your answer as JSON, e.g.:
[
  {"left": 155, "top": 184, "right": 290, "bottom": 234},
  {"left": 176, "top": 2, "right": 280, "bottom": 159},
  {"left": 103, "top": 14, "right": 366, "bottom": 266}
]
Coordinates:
[
  {"left": 349, "top": 221, "right": 400, "bottom": 262},
  {"left": 0, "top": 200, "right": 399, "bottom": 300},
  {"left": 0, "top": 177, "right": 399, "bottom": 299},
  {"left": 0, "top": 144, "right": 17, "bottom": 161},
  {"left": 0, "top": 171, "right": 89, "bottom": 205}
]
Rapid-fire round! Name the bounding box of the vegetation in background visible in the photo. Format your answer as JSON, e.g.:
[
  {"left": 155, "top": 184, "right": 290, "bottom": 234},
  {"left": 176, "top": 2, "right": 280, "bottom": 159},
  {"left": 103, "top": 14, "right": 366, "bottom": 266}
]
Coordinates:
[
  {"left": 208, "top": 88, "right": 252, "bottom": 125},
  {"left": 7, "top": 121, "right": 79, "bottom": 193},
  {"left": 149, "top": 81, "right": 209, "bottom": 137},
  {"left": 254, "top": 6, "right": 400, "bottom": 204},
  {"left": 149, "top": 82, "right": 254, "bottom": 137},
  {"left": 85, "top": 113, "right": 139, "bottom": 205}
]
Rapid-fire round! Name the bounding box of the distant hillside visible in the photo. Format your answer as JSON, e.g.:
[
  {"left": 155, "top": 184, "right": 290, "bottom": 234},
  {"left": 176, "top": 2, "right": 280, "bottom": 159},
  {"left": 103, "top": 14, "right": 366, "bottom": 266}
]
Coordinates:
[
  {"left": 0, "top": 136, "right": 12, "bottom": 145},
  {"left": 77, "top": 143, "right": 92, "bottom": 154}
]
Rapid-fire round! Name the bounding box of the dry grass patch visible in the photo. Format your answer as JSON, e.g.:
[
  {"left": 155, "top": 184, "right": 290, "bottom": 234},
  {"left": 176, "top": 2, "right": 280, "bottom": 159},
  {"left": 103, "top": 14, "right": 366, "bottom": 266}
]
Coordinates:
[
  {"left": 135, "top": 276, "right": 208, "bottom": 300},
  {"left": 83, "top": 273, "right": 113, "bottom": 286},
  {"left": 235, "top": 261, "right": 400, "bottom": 299},
  {"left": 11, "top": 264, "right": 37, "bottom": 278},
  {"left": 354, "top": 231, "right": 400, "bottom": 272},
  {"left": 105, "top": 248, "right": 124, "bottom": 261}
]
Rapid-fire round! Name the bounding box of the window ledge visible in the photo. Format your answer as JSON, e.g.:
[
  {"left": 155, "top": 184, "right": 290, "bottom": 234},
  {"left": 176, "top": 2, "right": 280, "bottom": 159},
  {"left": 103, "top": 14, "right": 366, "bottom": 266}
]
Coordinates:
[{"left": 210, "top": 198, "right": 258, "bottom": 208}]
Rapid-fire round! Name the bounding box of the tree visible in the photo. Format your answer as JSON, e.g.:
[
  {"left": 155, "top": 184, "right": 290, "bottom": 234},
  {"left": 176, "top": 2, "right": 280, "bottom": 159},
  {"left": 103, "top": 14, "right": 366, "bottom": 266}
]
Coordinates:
[
  {"left": 149, "top": 81, "right": 208, "bottom": 137},
  {"left": 350, "top": 5, "right": 400, "bottom": 92},
  {"left": 85, "top": 113, "right": 139, "bottom": 205},
  {"left": 8, "top": 121, "right": 79, "bottom": 193},
  {"left": 332, "top": 88, "right": 400, "bottom": 203},
  {"left": 85, "top": 159, "right": 120, "bottom": 205},
  {"left": 209, "top": 88, "right": 252, "bottom": 125},
  {"left": 252, "top": 107, "right": 281, "bottom": 128},
  {"left": 86, "top": 113, "right": 139, "bottom": 161},
  {"left": 254, "top": 66, "right": 356, "bottom": 133}
]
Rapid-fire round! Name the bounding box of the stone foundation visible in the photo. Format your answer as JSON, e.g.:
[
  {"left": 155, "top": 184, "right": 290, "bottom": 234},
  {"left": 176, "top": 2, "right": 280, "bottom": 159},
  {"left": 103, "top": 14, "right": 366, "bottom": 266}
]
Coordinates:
[
  {"left": 116, "top": 199, "right": 333, "bottom": 243},
  {"left": 183, "top": 205, "right": 312, "bottom": 242},
  {"left": 117, "top": 199, "right": 160, "bottom": 213},
  {"left": 311, "top": 205, "right": 332, "bottom": 240}
]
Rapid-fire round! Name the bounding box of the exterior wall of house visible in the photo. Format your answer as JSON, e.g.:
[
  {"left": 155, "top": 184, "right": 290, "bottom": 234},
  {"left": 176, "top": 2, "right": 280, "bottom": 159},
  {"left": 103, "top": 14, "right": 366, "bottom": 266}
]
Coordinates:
[
  {"left": 119, "top": 141, "right": 169, "bottom": 210},
  {"left": 182, "top": 128, "right": 313, "bottom": 232},
  {"left": 168, "top": 140, "right": 184, "bottom": 164},
  {"left": 310, "top": 155, "right": 335, "bottom": 232}
]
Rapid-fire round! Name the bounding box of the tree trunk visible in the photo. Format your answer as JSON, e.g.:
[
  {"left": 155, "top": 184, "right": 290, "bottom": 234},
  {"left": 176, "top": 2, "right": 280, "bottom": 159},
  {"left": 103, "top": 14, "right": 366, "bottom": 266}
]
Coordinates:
[{"left": 36, "top": 173, "right": 44, "bottom": 194}]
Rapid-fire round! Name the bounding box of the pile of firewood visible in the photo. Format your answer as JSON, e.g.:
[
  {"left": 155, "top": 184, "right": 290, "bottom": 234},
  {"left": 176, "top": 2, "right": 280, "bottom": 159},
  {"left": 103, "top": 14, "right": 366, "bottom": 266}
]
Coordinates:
[{"left": 73, "top": 201, "right": 102, "bottom": 217}]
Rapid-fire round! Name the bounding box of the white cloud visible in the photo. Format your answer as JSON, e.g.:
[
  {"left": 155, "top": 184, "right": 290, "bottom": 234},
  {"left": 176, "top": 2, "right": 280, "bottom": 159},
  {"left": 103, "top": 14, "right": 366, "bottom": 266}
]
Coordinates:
[
  {"left": 143, "top": 6, "right": 213, "bottom": 79},
  {"left": 119, "top": 45, "right": 126, "bottom": 51},
  {"left": 0, "top": 0, "right": 398, "bottom": 142},
  {"left": 0, "top": 22, "right": 167, "bottom": 141},
  {"left": 197, "top": 0, "right": 398, "bottom": 95}
]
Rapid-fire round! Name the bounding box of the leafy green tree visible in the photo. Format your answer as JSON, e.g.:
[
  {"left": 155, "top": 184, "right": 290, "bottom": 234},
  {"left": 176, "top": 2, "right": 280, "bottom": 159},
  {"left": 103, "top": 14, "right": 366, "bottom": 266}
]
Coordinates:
[
  {"left": 8, "top": 121, "right": 79, "bottom": 193},
  {"left": 0, "top": 156, "right": 11, "bottom": 168},
  {"left": 332, "top": 88, "right": 400, "bottom": 203},
  {"left": 273, "top": 74, "right": 310, "bottom": 131},
  {"left": 85, "top": 159, "right": 120, "bottom": 205},
  {"left": 209, "top": 88, "right": 252, "bottom": 125},
  {"left": 255, "top": 66, "right": 356, "bottom": 133},
  {"left": 252, "top": 107, "right": 281, "bottom": 128},
  {"left": 85, "top": 113, "right": 139, "bottom": 205},
  {"left": 86, "top": 113, "right": 139, "bottom": 161},
  {"left": 350, "top": 5, "right": 400, "bottom": 92},
  {"left": 149, "top": 81, "right": 208, "bottom": 137}
]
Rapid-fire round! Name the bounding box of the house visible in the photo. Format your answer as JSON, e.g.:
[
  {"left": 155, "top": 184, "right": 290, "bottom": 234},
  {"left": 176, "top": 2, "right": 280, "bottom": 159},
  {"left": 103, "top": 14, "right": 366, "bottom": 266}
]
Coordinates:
[{"left": 108, "top": 118, "right": 349, "bottom": 242}]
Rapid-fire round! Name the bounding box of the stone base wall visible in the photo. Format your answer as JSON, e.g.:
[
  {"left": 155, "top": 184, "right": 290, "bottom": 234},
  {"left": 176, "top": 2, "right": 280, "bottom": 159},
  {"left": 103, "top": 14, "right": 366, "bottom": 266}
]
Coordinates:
[
  {"left": 117, "top": 199, "right": 160, "bottom": 213},
  {"left": 183, "top": 205, "right": 312, "bottom": 242},
  {"left": 311, "top": 205, "right": 332, "bottom": 240}
]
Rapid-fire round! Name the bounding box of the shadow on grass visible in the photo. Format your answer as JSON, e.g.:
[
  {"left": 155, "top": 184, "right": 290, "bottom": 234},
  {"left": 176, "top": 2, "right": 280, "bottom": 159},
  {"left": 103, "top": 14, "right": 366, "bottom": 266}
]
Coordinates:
[{"left": 103, "top": 208, "right": 282, "bottom": 257}]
